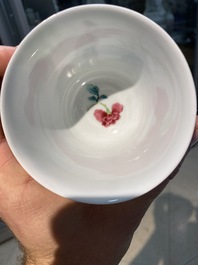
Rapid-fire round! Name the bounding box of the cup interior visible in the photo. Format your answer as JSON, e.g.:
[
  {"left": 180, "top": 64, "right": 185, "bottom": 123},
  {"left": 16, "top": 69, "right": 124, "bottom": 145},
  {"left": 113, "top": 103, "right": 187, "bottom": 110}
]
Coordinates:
[{"left": 1, "top": 5, "right": 196, "bottom": 204}]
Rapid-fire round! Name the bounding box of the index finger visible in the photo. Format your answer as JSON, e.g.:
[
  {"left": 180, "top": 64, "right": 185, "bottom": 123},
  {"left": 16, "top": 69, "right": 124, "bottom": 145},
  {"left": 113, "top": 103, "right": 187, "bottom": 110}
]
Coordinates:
[
  {"left": 0, "top": 46, "right": 16, "bottom": 77},
  {"left": 191, "top": 116, "right": 198, "bottom": 147},
  {"left": 0, "top": 46, "right": 16, "bottom": 140}
]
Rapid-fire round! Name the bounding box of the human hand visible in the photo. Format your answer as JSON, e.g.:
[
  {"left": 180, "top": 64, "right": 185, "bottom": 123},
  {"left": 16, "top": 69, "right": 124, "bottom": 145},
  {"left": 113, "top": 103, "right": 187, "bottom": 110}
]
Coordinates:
[{"left": 0, "top": 46, "right": 197, "bottom": 265}]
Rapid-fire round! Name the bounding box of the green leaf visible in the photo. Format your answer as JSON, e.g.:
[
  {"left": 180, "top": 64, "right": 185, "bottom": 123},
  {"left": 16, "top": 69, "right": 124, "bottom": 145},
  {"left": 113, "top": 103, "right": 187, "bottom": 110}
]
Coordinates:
[
  {"left": 88, "top": 96, "right": 97, "bottom": 101},
  {"left": 86, "top": 84, "right": 99, "bottom": 96},
  {"left": 99, "top": 95, "right": 108, "bottom": 100}
]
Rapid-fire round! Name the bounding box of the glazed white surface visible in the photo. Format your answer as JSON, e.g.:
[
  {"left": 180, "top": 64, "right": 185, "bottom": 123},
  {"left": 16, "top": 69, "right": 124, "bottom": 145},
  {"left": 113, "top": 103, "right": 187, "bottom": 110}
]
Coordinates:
[{"left": 1, "top": 5, "right": 196, "bottom": 204}]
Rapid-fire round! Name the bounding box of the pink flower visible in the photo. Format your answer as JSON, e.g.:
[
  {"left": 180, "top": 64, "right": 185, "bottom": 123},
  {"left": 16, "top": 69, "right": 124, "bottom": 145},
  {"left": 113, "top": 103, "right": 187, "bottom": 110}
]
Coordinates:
[
  {"left": 94, "top": 102, "right": 124, "bottom": 127},
  {"left": 112, "top": 103, "right": 123, "bottom": 113},
  {"left": 94, "top": 109, "right": 107, "bottom": 122}
]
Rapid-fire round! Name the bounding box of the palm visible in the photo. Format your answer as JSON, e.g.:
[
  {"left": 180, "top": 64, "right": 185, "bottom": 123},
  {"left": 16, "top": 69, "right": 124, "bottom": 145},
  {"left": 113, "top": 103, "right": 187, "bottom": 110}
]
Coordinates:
[
  {"left": 0, "top": 131, "right": 169, "bottom": 263},
  {"left": 0, "top": 137, "right": 71, "bottom": 249}
]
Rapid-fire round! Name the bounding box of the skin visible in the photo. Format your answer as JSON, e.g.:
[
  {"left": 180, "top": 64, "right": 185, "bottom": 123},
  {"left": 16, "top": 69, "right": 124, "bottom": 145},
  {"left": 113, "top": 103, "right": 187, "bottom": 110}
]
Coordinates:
[{"left": 0, "top": 46, "right": 197, "bottom": 265}]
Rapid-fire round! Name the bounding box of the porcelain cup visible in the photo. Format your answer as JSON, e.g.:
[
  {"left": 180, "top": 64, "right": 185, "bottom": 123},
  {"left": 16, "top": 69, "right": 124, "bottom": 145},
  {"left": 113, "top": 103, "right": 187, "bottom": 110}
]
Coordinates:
[{"left": 1, "top": 4, "right": 196, "bottom": 204}]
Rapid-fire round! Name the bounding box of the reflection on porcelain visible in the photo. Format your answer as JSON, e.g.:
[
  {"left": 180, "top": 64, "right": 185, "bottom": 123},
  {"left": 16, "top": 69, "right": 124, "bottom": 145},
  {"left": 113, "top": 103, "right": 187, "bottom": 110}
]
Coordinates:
[{"left": 1, "top": 4, "right": 196, "bottom": 204}]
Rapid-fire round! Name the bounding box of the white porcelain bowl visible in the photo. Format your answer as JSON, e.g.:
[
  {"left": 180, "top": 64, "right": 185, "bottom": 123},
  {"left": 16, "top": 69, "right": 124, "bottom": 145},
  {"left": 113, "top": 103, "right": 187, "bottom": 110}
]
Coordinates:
[{"left": 1, "top": 4, "right": 196, "bottom": 204}]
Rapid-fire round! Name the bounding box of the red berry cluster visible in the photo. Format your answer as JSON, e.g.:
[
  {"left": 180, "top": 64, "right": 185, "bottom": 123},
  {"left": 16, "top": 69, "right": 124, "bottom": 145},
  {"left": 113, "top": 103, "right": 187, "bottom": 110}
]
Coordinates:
[{"left": 94, "top": 103, "right": 124, "bottom": 127}]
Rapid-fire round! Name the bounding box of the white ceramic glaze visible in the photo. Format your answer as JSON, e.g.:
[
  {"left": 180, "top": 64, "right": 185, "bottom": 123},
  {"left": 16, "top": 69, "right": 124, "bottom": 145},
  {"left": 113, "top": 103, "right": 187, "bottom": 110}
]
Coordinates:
[{"left": 1, "top": 4, "right": 196, "bottom": 204}]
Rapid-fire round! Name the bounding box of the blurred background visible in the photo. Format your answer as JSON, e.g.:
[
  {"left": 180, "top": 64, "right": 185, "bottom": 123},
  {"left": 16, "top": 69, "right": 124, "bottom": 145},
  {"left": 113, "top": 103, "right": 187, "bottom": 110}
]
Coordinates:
[{"left": 0, "top": 1, "right": 198, "bottom": 265}]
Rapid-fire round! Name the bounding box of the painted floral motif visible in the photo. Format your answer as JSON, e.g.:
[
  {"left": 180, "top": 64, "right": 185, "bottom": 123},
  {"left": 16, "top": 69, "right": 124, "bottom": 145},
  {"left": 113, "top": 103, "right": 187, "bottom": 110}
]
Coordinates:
[
  {"left": 86, "top": 84, "right": 107, "bottom": 106},
  {"left": 94, "top": 103, "right": 124, "bottom": 127},
  {"left": 86, "top": 84, "right": 124, "bottom": 127}
]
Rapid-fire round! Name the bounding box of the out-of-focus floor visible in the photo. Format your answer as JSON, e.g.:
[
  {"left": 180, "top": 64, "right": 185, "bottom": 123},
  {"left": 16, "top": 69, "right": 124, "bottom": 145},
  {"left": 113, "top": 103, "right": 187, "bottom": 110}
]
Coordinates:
[
  {"left": 119, "top": 145, "right": 198, "bottom": 265},
  {"left": 0, "top": 146, "right": 198, "bottom": 265}
]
